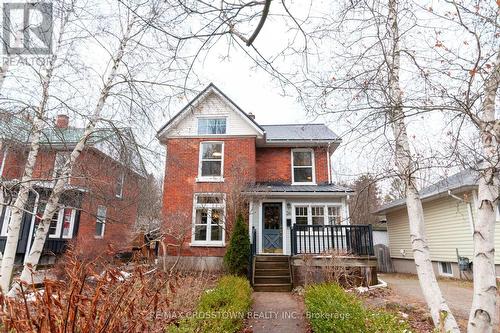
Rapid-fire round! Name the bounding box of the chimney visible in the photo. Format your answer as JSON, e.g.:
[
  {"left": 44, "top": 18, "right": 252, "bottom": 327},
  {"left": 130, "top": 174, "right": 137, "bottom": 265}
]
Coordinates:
[
  {"left": 55, "top": 114, "right": 69, "bottom": 128},
  {"left": 248, "top": 112, "right": 255, "bottom": 120}
]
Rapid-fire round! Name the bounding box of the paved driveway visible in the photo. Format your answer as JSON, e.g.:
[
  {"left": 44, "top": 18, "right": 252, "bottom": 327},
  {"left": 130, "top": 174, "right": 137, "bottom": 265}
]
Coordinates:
[{"left": 380, "top": 273, "right": 500, "bottom": 331}]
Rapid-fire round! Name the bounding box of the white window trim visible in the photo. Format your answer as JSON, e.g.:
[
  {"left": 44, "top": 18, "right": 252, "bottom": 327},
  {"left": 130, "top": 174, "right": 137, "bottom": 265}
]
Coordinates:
[
  {"left": 291, "top": 148, "right": 316, "bottom": 185},
  {"left": 438, "top": 261, "right": 454, "bottom": 277},
  {"left": 48, "top": 209, "right": 64, "bottom": 239},
  {"left": 196, "top": 115, "right": 229, "bottom": 136},
  {"left": 196, "top": 141, "right": 225, "bottom": 182},
  {"left": 95, "top": 206, "right": 107, "bottom": 239},
  {"left": 116, "top": 172, "right": 125, "bottom": 198},
  {"left": 291, "top": 203, "right": 344, "bottom": 226},
  {"left": 61, "top": 208, "right": 77, "bottom": 239},
  {"left": 0, "top": 205, "right": 11, "bottom": 236},
  {"left": 190, "top": 193, "right": 226, "bottom": 247}
]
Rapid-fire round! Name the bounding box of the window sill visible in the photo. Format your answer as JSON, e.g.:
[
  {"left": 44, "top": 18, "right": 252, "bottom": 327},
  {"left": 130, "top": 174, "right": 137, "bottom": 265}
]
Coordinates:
[
  {"left": 292, "top": 182, "right": 317, "bottom": 186},
  {"left": 94, "top": 236, "right": 104, "bottom": 239},
  {"left": 189, "top": 242, "right": 225, "bottom": 247},
  {"left": 196, "top": 177, "right": 224, "bottom": 183}
]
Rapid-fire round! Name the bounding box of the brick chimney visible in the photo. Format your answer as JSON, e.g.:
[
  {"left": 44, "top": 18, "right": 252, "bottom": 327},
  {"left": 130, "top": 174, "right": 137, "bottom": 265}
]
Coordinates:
[{"left": 55, "top": 114, "right": 69, "bottom": 128}]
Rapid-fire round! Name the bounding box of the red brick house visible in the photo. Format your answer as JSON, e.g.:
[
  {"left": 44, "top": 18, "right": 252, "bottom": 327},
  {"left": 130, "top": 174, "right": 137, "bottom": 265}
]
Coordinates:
[
  {"left": 0, "top": 114, "right": 146, "bottom": 264},
  {"left": 158, "top": 84, "right": 357, "bottom": 271}
]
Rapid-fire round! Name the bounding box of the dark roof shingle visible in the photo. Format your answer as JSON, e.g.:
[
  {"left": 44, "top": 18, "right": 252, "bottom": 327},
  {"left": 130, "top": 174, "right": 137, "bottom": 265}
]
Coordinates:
[{"left": 262, "top": 124, "right": 339, "bottom": 141}]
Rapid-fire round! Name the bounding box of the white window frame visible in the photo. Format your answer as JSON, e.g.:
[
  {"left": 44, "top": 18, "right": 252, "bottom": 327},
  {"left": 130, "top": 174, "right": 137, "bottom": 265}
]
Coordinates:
[
  {"left": 0, "top": 205, "right": 11, "bottom": 236},
  {"left": 291, "top": 148, "right": 316, "bottom": 185},
  {"left": 95, "top": 205, "right": 107, "bottom": 238},
  {"left": 438, "top": 261, "right": 453, "bottom": 277},
  {"left": 116, "top": 172, "right": 125, "bottom": 198},
  {"left": 191, "top": 193, "right": 226, "bottom": 247},
  {"left": 196, "top": 141, "right": 224, "bottom": 182},
  {"left": 61, "top": 208, "right": 77, "bottom": 239},
  {"left": 291, "top": 203, "right": 344, "bottom": 226},
  {"left": 197, "top": 116, "right": 228, "bottom": 135},
  {"left": 48, "top": 209, "right": 64, "bottom": 239}
]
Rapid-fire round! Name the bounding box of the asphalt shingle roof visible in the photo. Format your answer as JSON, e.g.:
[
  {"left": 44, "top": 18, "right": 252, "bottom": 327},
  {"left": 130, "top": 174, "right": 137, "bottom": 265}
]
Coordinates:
[
  {"left": 261, "top": 124, "right": 339, "bottom": 142},
  {"left": 376, "top": 169, "right": 479, "bottom": 213}
]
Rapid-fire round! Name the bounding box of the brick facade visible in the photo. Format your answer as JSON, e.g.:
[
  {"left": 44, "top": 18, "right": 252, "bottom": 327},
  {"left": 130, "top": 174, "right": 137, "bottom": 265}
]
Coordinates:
[
  {"left": 0, "top": 143, "right": 142, "bottom": 258},
  {"left": 162, "top": 139, "right": 332, "bottom": 257}
]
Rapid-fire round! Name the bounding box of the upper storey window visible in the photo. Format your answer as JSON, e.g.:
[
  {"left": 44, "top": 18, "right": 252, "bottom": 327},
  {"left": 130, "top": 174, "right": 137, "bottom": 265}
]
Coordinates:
[
  {"left": 198, "top": 117, "right": 227, "bottom": 135},
  {"left": 292, "top": 149, "right": 315, "bottom": 184},
  {"left": 198, "top": 142, "right": 224, "bottom": 182}
]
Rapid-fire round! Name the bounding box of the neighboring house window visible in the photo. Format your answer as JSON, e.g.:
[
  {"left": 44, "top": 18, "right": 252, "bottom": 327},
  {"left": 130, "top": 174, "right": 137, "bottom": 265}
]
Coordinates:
[
  {"left": 95, "top": 205, "right": 107, "bottom": 238},
  {"left": 48, "top": 210, "right": 62, "bottom": 238},
  {"left": 438, "top": 261, "right": 453, "bottom": 277},
  {"left": 293, "top": 204, "right": 343, "bottom": 225},
  {"left": 192, "top": 193, "right": 225, "bottom": 245},
  {"left": 291, "top": 149, "right": 315, "bottom": 184},
  {"left": 198, "top": 142, "right": 224, "bottom": 180},
  {"left": 311, "top": 206, "right": 325, "bottom": 225},
  {"left": 198, "top": 117, "right": 227, "bottom": 135},
  {"left": 61, "top": 208, "right": 76, "bottom": 239},
  {"left": 53, "top": 152, "right": 70, "bottom": 181},
  {"left": 0, "top": 205, "right": 12, "bottom": 236},
  {"left": 116, "top": 172, "right": 125, "bottom": 198}
]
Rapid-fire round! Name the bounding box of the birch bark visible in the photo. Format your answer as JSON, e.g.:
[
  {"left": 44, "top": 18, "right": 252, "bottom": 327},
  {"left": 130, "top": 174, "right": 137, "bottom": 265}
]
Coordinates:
[
  {"left": 467, "top": 50, "right": 500, "bottom": 333},
  {"left": 386, "top": 0, "right": 459, "bottom": 331},
  {"left": 11, "top": 19, "right": 135, "bottom": 293}
]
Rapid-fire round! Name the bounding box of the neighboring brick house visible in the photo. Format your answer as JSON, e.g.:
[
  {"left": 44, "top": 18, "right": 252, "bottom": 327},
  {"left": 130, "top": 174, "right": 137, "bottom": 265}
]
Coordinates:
[
  {"left": 158, "top": 83, "right": 354, "bottom": 268},
  {"left": 0, "top": 114, "right": 146, "bottom": 263}
]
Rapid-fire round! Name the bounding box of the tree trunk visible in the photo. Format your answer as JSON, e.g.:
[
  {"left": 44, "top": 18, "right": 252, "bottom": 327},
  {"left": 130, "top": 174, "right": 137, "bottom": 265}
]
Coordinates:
[
  {"left": 467, "top": 51, "right": 500, "bottom": 333},
  {"left": 0, "top": 116, "right": 43, "bottom": 293},
  {"left": 386, "top": 0, "right": 459, "bottom": 331},
  {"left": 12, "top": 20, "right": 134, "bottom": 293}
]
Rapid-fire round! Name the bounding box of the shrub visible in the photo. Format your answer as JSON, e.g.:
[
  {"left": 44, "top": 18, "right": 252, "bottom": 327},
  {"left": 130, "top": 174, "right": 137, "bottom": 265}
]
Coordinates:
[
  {"left": 169, "top": 275, "right": 252, "bottom": 333},
  {"left": 223, "top": 214, "right": 250, "bottom": 275},
  {"left": 304, "top": 283, "right": 410, "bottom": 333}
]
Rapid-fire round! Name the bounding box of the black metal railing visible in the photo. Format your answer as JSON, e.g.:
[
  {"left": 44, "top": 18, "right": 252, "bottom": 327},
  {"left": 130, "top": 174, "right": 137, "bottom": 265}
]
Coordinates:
[
  {"left": 291, "top": 224, "right": 374, "bottom": 256},
  {"left": 248, "top": 227, "right": 257, "bottom": 284}
]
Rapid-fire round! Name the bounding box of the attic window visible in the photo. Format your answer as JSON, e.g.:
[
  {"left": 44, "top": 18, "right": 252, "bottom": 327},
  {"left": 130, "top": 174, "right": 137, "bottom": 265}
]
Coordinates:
[{"left": 198, "top": 118, "right": 226, "bottom": 135}]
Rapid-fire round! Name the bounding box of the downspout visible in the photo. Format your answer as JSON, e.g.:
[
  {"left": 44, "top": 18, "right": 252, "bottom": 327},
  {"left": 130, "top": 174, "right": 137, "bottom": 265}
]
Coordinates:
[{"left": 326, "top": 143, "right": 331, "bottom": 184}]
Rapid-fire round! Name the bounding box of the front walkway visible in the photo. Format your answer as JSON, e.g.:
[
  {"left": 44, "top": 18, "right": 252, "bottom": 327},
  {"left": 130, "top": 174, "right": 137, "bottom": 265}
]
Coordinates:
[{"left": 249, "top": 292, "right": 308, "bottom": 333}]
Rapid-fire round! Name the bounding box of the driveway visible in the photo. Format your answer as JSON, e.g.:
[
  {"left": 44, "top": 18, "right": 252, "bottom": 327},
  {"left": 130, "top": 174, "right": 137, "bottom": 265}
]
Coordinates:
[{"left": 380, "top": 273, "right": 500, "bottom": 331}]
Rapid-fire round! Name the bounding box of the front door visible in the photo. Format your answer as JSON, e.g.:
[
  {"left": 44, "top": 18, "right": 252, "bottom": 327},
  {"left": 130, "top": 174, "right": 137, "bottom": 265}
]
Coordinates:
[{"left": 262, "top": 202, "right": 283, "bottom": 253}]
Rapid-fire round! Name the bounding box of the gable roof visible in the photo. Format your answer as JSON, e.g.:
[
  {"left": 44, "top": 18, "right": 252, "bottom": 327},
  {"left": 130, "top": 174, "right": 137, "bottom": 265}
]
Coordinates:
[
  {"left": 157, "top": 83, "right": 265, "bottom": 139},
  {"left": 375, "top": 169, "right": 479, "bottom": 214},
  {"left": 0, "top": 114, "right": 147, "bottom": 177},
  {"left": 262, "top": 124, "right": 339, "bottom": 142}
]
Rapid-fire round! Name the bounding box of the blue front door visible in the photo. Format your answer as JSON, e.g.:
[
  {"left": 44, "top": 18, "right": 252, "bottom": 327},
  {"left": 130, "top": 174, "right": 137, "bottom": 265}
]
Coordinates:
[{"left": 262, "top": 203, "right": 283, "bottom": 253}]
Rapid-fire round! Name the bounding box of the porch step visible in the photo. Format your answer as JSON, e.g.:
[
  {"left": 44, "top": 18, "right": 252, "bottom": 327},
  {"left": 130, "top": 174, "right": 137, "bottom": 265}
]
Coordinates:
[
  {"left": 255, "top": 261, "right": 289, "bottom": 270},
  {"left": 255, "top": 255, "right": 289, "bottom": 262},
  {"left": 253, "top": 283, "right": 292, "bottom": 292},
  {"left": 253, "top": 255, "right": 292, "bottom": 292},
  {"left": 254, "top": 276, "right": 291, "bottom": 284}
]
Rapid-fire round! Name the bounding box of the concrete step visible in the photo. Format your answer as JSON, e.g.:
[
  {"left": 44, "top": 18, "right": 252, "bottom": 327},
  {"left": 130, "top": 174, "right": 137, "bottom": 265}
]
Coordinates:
[
  {"left": 255, "top": 255, "right": 289, "bottom": 262},
  {"left": 253, "top": 283, "right": 292, "bottom": 292},
  {"left": 255, "top": 261, "right": 289, "bottom": 270},
  {"left": 254, "top": 276, "right": 291, "bottom": 284},
  {"left": 255, "top": 268, "right": 290, "bottom": 276}
]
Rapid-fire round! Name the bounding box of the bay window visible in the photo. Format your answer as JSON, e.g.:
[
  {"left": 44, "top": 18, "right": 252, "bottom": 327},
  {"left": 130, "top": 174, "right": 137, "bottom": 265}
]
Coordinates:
[
  {"left": 192, "top": 193, "right": 225, "bottom": 245},
  {"left": 292, "top": 149, "right": 315, "bottom": 184},
  {"left": 198, "top": 142, "right": 224, "bottom": 181}
]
